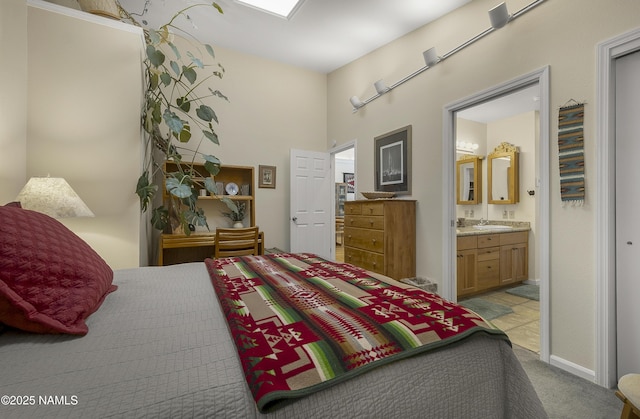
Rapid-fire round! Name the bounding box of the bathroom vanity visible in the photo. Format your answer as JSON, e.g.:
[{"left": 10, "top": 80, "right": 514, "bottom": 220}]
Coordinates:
[{"left": 456, "top": 225, "right": 529, "bottom": 297}]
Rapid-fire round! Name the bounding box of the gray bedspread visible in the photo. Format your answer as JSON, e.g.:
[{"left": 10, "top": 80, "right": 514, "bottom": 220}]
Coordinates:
[{"left": 0, "top": 262, "right": 547, "bottom": 418}]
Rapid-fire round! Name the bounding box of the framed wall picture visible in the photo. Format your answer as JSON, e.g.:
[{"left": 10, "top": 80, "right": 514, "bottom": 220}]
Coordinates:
[
  {"left": 374, "top": 125, "right": 412, "bottom": 195},
  {"left": 258, "top": 165, "right": 276, "bottom": 189},
  {"left": 343, "top": 172, "right": 355, "bottom": 193}
]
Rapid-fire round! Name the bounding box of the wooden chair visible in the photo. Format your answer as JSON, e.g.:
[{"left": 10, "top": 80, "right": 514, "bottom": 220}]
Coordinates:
[
  {"left": 617, "top": 374, "right": 640, "bottom": 419},
  {"left": 214, "top": 226, "right": 260, "bottom": 259}
]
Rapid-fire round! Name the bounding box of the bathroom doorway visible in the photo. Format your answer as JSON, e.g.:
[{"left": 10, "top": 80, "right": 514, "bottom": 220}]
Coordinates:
[
  {"left": 443, "top": 67, "right": 551, "bottom": 362},
  {"left": 332, "top": 142, "right": 356, "bottom": 262}
]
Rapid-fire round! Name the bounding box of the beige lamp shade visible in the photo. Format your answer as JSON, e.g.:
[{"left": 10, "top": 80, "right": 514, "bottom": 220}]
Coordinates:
[{"left": 16, "top": 177, "right": 95, "bottom": 218}]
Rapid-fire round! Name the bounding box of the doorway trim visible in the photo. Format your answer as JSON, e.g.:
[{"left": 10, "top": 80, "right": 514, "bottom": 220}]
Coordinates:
[
  {"left": 330, "top": 140, "right": 357, "bottom": 259},
  {"left": 442, "top": 66, "right": 550, "bottom": 362},
  {"left": 596, "top": 27, "right": 640, "bottom": 388}
]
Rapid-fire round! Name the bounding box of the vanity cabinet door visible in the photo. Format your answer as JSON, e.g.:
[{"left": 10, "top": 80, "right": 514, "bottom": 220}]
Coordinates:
[
  {"left": 500, "top": 242, "right": 528, "bottom": 285},
  {"left": 457, "top": 249, "right": 477, "bottom": 297}
]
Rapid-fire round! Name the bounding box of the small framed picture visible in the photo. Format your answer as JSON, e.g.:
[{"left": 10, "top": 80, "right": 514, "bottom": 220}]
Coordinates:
[
  {"left": 258, "top": 165, "right": 276, "bottom": 189},
  {"left": 374, "top": 125, "right": 412, "bottom": 195}
]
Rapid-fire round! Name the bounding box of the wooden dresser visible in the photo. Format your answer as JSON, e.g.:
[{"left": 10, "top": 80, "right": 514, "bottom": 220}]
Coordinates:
[{"left": 343, "top": 199, "right": 416, "bottom": 280}]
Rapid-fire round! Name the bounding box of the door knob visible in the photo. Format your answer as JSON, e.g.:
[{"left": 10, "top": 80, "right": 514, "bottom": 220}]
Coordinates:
[
  {"left": 627, "top": 241, "right": 633, "bottom": 245},
  {"left": 292, "top": 216, "right": 297, "bottom": 222}
]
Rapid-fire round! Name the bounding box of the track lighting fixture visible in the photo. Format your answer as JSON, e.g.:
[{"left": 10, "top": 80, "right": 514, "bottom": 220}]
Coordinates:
[{"left": 348, "top": 0, "right": 544, "bottom": 112}]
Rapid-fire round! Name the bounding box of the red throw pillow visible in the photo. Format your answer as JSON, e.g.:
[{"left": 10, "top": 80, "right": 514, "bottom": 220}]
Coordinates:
[{"left": 0, "top": 206, "right": 116, "bottom": 335}]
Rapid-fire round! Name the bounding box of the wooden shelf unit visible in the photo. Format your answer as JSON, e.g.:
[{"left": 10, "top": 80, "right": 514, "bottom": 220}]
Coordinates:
[
  {"left": 163, "top": 162, "right": 255, "bottom": 227},
  {"left": 159, "top": 163, "right": 257, "bottom": 265}
]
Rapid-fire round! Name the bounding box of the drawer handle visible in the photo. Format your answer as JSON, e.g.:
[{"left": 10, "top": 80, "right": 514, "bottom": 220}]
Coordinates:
[
  {"left": 370, "top": 221, "right": 374, "bottom": 226},
  {"left": 372, "top": 239, "right": 376, "bottom": 244},
  {"left": 369, "top": 208, "right": 373, "bottom": 214}
]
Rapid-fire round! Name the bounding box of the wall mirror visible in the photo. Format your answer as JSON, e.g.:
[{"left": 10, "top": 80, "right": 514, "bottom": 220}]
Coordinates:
[
  {"left": 456, "top": 155, "right": 482, "bottom": 205},
  {"left": 488, "top": 142, "right": 519, "bottom": 204}
]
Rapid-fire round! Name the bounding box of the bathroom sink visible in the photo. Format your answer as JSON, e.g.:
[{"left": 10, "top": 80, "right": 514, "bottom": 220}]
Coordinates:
[{"left": 473, "top": 224, "right": 513, "bottom": 230}]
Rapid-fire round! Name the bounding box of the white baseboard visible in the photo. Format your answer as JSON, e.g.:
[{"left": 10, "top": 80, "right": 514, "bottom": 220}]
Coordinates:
[
  {"left": 550, "top": 355, "right": 596, "bottom": 383},
  {"left": 524, "top": 278, "right": 540, "bottom": 285}
]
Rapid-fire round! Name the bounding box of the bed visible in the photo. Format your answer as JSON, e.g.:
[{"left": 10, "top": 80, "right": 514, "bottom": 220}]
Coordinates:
[{"left": 0, "top": 206, "right": 547, "bottom": 418}]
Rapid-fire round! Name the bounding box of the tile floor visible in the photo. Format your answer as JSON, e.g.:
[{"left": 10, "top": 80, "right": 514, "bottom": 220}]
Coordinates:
[
  {"left": 336, "top": 244, "right": 540, "bottom": 353},
  {"left": 463, "top": 288, "right": 540, "bottom": 353}
]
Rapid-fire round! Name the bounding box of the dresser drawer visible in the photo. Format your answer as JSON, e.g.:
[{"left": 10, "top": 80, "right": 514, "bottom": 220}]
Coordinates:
[
  {"left": 477, "top": 234, "right": 500, "bottom": 248},
  {"left": 344, "top": 227, "right": 384, "bottom": 253},
  {"left": 345, "top": 215, "right": 384, "bottom": 230},
  {"left": 345, "top": 203, "right": 362, "bottom": 215},
  {"left": 477, "top": 246, "right": 500, "bottom": 262},
  {"left": 360, "top": 202, "right": 384, "bottom": 216},
  {"left": 344, "top": 247, "right": 384, "bottom": 275}
]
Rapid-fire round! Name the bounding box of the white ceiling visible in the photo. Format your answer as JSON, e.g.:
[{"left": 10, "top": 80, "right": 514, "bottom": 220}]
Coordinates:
[
  {"left": 117, "top": 0, "right": 472, "bottom": 74},
  {"left": 457, "top": 85, "right": 541, "bottom": 123}
]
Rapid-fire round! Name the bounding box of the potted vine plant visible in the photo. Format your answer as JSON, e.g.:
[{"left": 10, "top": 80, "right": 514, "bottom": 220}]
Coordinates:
[
  {"left": 222, "top": 200, "right": 246, "bottom": 228},
  {"left": 92, "top": 1, "right": 238, "bottom": 236}
]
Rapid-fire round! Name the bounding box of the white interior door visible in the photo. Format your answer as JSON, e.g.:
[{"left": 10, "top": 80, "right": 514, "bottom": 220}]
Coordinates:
[
  {"left": 290, "top": 149, "right": 331, "bottom": 259},
  {"left": 615, "top": 50, "right": 640, "bottom": 378}
]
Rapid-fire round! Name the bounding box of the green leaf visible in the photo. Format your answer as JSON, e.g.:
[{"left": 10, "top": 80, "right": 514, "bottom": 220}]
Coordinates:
[
  {"left": 203, "top": 155, "right": 221, "bottom": 176},
  {"left": 163, "top": 109, "right": 184, "bottom": 134},
  {"left": 178, "top": 124, "right": 191, "bottom": 143},
  {"left": 151, "top": 206, "right": 169, "bottom": 230},
  {"left": 183, "top": 66, "right": 197, "bottom": 84},
  {"left": 160, "top": 72, "right": 172, "bottom": 86},
  {"left": 170, "top": 61, "right": 180, "bottom": 76},
  {"left": 166, "top": 177, "right": 192, "bottom": 198},
  {"left": 187, "top": 52, "right": 204, "bottom": 69},
  {"left": 135, "top": 172, "right": 158, "bottom": 212},
  {"left": 184, "top": 208, "right": 208, "bottom": 227},
  {"left": 213, "top": 3, "right": 224, "bottom": 14},
  {"left": 203, "top": 130, "right": 219, "bottom": 145},
  {"left": 148, "top": 29, "right": 160, "bottom": 45},
  {"left": 149, "top": 73, "right": 159, "bottom": 90},
  {"left": 146, "top": 45, "right": 165, "bottom": 67},
  {"left": 177, "top": 97, "right": 190, "bottom": 112},
  {"left": 204, "top": 177, "right": 217, "bottom": 194},
  {"left": 168, "top": 42, "right": 181, "bottom": 59},
  {"left": 205, "top": 44, "right": 215, "bottom": 59},
  {"left": 196, "top": 104, "right": 217, "bottom": 122}
]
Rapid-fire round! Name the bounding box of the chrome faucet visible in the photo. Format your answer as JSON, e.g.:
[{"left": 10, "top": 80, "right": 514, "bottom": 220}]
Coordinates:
[{"left": 478, "top": 218, "right": 488, "bottom": 226}]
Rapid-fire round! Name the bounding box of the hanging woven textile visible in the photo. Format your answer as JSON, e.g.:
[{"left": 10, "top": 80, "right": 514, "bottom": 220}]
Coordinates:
[{"left": 558, "top": 102, "right": 585, "bottom": 205}]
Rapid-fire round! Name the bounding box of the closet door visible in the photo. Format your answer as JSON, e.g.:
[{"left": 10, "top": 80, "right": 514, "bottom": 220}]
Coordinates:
[{"left": 615, "top": 50, "right": 640, "bottom": 378}]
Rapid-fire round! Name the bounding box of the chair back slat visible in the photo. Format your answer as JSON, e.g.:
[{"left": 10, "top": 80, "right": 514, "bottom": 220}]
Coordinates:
[{"left": 214, "top": 226, "right": 260, "bottom": 258}]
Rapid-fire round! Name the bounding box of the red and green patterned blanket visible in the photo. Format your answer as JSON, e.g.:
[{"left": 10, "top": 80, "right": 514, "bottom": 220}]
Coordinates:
[{"left": 205, "top": 253, "right": 509, "bottom": 413}]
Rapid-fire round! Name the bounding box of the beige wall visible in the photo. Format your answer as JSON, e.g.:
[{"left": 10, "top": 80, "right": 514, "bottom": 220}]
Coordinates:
[
  {"left": 327, "top": 0, "right": 640, "bottom": 375},
  {"left": 166, "top": 38, "right": 328, "bottom": 251},
  {"left": 8, "top": 1, "right": 326, "bottom": 268},
  {"left": 0, "top": 0, "right": 27, "bottom": 201}
]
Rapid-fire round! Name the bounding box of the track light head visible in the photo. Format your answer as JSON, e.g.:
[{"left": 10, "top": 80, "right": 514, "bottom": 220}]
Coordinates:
[
  {"left": 374, "top": 80, "right": 390, "bottom": 95},
  {"left": 349, "top": 96, "right": 365, "bottom": 109},
  {"left": 422, "top": 47, "right": 440, "bottom": 67},
  {"left": 489, "top": 2, "right": 511, "bottom": 29}
]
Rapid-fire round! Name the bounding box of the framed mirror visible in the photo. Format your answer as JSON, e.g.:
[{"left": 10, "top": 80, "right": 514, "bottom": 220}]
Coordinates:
[
  {"left": 456, "top": 155, "right": 482, "bottom": 205},
  {"left": 488, "top": 142, "right": 519, "bottom": 204}
]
